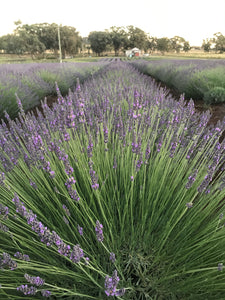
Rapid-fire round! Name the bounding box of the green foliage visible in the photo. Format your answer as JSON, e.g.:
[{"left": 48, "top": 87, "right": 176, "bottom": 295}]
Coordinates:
[
  {"left": 202, "top": 39, "right": 212, "bottom": 52},
  {"left": 0, "top": 23, "right": 82, "bottom": 58},
  {"left": 88, "top": 31, "right": 111, "bottom": 56},
  {"left": 213, "top": 32, "right": 225, "bottom": 53},
  {"left": 108, "top": 26, "right": 128, "bottom": 56},
  {"left": 1, "top": 62, "right": 225, "bottom": 299},
  {"left": 187, "top": 66, "right": 225, "bottom": 99},
  {"left": 156, "top": 38, "right": 171, "bottom": 54},
  {"left": 204, "top": 86, "right": 225, "bottom": 104}
]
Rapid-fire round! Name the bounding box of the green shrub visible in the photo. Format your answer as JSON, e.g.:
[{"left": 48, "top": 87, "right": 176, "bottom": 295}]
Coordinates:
[
  {"left": 204, "top": 86, "right": 225, "bottom": 104},
  {"left": 185, "top": 67, "right": 225, "bottom": 100}
]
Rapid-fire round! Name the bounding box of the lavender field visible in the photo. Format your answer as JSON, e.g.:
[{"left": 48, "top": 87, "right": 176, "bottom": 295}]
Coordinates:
[
  {"left": 0, "top": 61, "right": 108, "bottom": 120},
  {"left": 130, "top": 59, "right": 225, "bottom": 104},
  {"left": 0, "top": 60, "right": 225, "bottom": 299}
]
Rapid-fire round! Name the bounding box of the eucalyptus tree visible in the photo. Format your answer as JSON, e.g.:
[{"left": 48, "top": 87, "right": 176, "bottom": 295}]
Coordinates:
[
  {"left": 88, "top": 31, "right": 111, "bottom": 56},
  {"left": 108, "top": 26, "right": 128, "bottom": 56}
]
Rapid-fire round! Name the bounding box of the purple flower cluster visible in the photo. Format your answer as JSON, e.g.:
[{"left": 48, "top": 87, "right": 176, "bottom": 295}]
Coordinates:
[
  {"left": 90, "top": 167, "right": 99, "bottom": 190},
  {"left": 12, "top": 193, "right": 84, "bottom": 260},
  {"left": 78, "top": 224, "right": 83, "bottom": 236},
  {"left": 0, "top": 172, "right": 5, "bottom": 186},
  {"left": 70, "top": 244, "right": 84, "bottom": 263},
  {"left": 0, "top": 252, "right": 17, "bottom": 270},
  {"left": 0, "top": 203, "right": 9, "bottom": 218},
  {"left": 65, "top": 177, "right": 79, "bottom": 201},
  {"left": 24, "top": 273, "right": 45, "bottom": 286},
  {"left": 14, "top": 252, "right": 30, "bottom": 261},
  {"left": 41, "top": 290, "right": 51, "bottom": 297},
  {"left": 17, "top": 284, "right": 37, "bottom": 296},
  {"left": 0, "top": 222, "right": 9, "bottom": 232},
  {"left": 95, "top": 220, "right": 104, "bottom": 242},
  {"left": 110, "top": 252, "right": 116, "bottom": 263},
  {"left": 105, "top": 270, "right": 125, "bottom": 297}
]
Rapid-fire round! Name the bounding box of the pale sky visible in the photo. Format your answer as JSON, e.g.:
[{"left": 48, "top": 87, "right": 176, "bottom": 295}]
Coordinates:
[{"left": 0, "top": 0, "right": 224, "bottom": 46}]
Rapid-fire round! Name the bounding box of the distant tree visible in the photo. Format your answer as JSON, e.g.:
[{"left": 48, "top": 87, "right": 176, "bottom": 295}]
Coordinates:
[
  {"left": 156, "top": 37, "right": 170, "bottom": 54},
  {"left": 170, "top": 36, "right": 185, "bottom": 53},
  {"left": 183, "top": 41, "right": 191, "bottom": 52},
  {"left": 202, "top": 39, "right": 211, "bottom": 52},
  {"left": 145, "top": 36, "right": 157, "bottom": 53},
  {"left": 213, "top": 32, "right": 225, "bottom": 53},
  {"left": 59, "top": 26, "right": 82, "bottom": 58},
  {"left": 88, "top": 31, "right": 110, "bottom": 56},
  {"left": 0, "top": 34, "right": 25, "bottom": 54},
  {"left": 35, "top": 23, "right": 59, "bottom": 53},
  {"left": 82, "top": 37, "right": 91, "bottom": 55},
  {"left": 126, "top": 25, "right": 148, "bottom": 50},
  {"left": 108, "top": 26, "right": 128, "bottom": 56},
  {"left": 13, "top": 24, "right": 46, "bottom": 58}
]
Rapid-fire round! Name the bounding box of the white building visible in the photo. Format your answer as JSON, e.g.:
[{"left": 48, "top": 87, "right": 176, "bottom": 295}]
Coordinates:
[{"left": 125, "top": 47, "right": 141, "bottom": 57}]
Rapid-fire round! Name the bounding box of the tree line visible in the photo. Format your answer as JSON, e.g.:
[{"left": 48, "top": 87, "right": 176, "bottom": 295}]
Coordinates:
[
  {"left": 202, "top": 32, "right": 225, "bottom": 53},
  {"left": 0, "top": 21, "right": 224, "bottom": 58},
  {"left": 0, "top": 21, "right": 82, "bottom": 59}
]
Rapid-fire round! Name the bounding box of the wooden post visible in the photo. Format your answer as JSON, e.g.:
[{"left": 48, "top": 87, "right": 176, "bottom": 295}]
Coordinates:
[{"left": 58, "top": 25, "right": 62, "bottom": 63}]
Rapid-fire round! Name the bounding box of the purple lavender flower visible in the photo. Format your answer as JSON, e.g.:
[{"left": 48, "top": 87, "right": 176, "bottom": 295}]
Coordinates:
[
  {"left": 136, "top": 152, "right": 143, "bottom": 172},
  {"left": 70, "top": 244, "right": 84, "bottom": 263},
  {"left": 0, "top": 222, "right": 9, "bottom": 232},
  {"left": 62, "top": 204, "right": 71, "bottom": 217},
  {"left": 14, "top": 252, "right": 30, "bottom": 261},
  {"left": 17, "top": 284, "right": 37, "bottom": 296},
  {"left": 87, "top": 135, "right": 93, "bottom": 158},
  {"left": 115, "top": 288, "right": 126, "bottom": 296},
  {"left": 0, "top": 172, "right": 5, "bottom": 186},
  {"left": 49, "top": 170, "right": 55, "bottom": 179},
  {"left": 30, "top": 179, "right": 38, "bottom": 189},
  {"left": 95, "top": 220, "right": 104, "bottom": 242},
  {"left": 57, "top": 242, "right": 71, "bottom": 256},
  {"left": 145, "top": 143, "right": 151, "bottom": 161},
  {"left": 69, "top": 189, "right": 80, "bottom": 201},
  {"left": 84, "top": 257, "right": 90, "bottom": 265},
  {"left": 63, "top": 216, "right": 69, "bottom": 224},
  {"left": 24, "top": 273, "right": 45, "bottom": 286},
  {"left": 1, "top": 252, "right": 17, "bottom": 270},
  {"left": 65, "top": 177, "right": 76, "bottom": 189},
  {"left": 110, "top": 252, "right": 116, "bottom": 263},
  {"left": 105, "top": 270, "right": 125, "bottom": 297},
  {"left": 78, "top": 224, "right": 83, "bottom": 236},
  {"left": 103, "top": 123, "right": 108, "bottom": 143},
  {"left": 90, "top": 168, "right": 99, "bottom": 190},
  {"left": 0, "top": 203, "right": 9, "bottom": 218},
  {"left": 186, "top": 202, "right": 193, "bottom": 209},
  {"left": 218, "top": 263, "right": 223, "bottom": 271},
  {"left": 185, "top": 169, "right": 198, "bottom": 189},
  {"left": 41, "top": 290, "right": 51, "bottom": 297}
]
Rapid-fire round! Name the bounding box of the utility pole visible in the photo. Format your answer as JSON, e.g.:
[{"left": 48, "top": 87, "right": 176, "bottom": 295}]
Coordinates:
[{"left": 58, "top": 24, "right": 62, "bottom": 63}]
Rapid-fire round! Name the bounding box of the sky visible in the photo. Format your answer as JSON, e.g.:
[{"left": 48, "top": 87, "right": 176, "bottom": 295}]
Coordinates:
[{"left": 0, "top": 0, "right": 224, "bottom": 46}]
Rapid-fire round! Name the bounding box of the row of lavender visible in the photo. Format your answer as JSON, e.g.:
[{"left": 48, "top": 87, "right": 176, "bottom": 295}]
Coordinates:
[
  {"left": 0, "top": 61, "right": 225, "bottom": 299},
  {"left": 130, "top": 59, "right": 225, "bottom": 104},
  {"left": 0, "top": 61, "right": 108, "bottom": 120}
]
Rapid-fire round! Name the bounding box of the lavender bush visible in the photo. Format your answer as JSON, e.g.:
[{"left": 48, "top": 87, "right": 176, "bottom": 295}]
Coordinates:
[
  {"left": 0, "top": 61, "right": 225, "bottom": 299},
  {"left": 131, "top": 59, "right": 225, "bottom": 103},
  {"left": 0, "top": 61, "right": 108, "bottom": 120}
]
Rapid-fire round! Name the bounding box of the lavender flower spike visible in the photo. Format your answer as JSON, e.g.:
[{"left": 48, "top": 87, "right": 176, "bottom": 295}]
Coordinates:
[
  {"left": 95, "top": 220, "right": 104, "bottom": 242},
  {"left": 24, "top": 273, "right": 45, "bottom": 286},
  {"left": 41, "top": 290, "right": 51, "bottom": 297},
  {"left": 17, "top": 284, "right": 37, "bottom": 296},
  {"left": 104, "top": 270, "right": 125, "bottom": 297}
]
